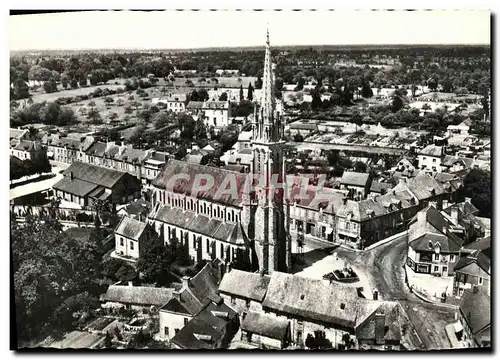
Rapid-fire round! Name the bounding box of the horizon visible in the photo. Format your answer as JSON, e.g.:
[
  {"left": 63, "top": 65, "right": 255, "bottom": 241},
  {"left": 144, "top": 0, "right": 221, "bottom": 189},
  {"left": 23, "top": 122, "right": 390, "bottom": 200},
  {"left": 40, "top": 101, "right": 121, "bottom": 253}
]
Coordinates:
[{"left": 9, "top": 10, "right": 491, "bottom": 51}]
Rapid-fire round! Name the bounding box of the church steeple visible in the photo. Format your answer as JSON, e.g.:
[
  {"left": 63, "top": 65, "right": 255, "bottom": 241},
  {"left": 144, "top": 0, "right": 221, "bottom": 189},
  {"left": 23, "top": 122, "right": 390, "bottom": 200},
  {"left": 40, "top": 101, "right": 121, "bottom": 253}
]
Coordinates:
[{"left": 255, "top": 28, "right": 282, "bottom": 143}]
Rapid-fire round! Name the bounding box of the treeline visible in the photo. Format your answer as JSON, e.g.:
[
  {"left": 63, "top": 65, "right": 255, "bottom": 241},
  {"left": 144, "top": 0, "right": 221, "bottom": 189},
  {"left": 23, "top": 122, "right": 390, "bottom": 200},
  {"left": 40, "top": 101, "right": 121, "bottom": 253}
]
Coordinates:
[{"left": 10, "top": 156, "right": 51, "bottom": 181}]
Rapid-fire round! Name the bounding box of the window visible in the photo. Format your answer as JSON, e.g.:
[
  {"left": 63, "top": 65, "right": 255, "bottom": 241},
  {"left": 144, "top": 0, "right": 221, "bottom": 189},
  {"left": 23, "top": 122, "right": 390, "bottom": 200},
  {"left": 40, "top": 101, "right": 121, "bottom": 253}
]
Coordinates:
[
  {"left": 434, "top": 266, "right": 439, "bottom": 272},
  {"left": 434, "top": 254, "right": 440, "bottom": 261},
  {"left": 450, "top": 254, "right": 455, "bottom": 262},
  {"left": 459, "top": 288, "right": 464, "bottom": 296},
  {"left": 231, "top": 296, "right": 236, "bottom": 305},
  {"left": 120, "top": 237, "right": 124, "bottom": 246},
  {"left": 130, "top": 241, "right": 134, "bottom": 250},
  {"left": 246, "top": 299, "right": 250, "bottom": 308},
  {"left": 175, "top": 329, "right": 179, "bottom": 334},
  {"left": 164, "top": 327, "right": 169, "bottom": 336},
  {"left": 479, "top": 278, "right": 483, "bottom": 285},
  {"left": 184, "top": 318, "right": 189, "bottom": 326},
  {"left": 423, "top": 157, "right": 427, "bottom": 160},
  {"left": 206, "top": 238, "right": 209, "bottom": 253},
  {"left": 432, "top": 158, "right": 436, "bottom": 163}
]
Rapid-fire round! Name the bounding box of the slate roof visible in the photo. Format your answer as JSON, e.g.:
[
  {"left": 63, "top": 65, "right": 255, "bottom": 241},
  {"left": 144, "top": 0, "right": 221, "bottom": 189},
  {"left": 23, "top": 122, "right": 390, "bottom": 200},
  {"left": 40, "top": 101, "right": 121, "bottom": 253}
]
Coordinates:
[
  {"left": 188, "top": 261, "right": 222, "bottom": 304},
  {"left": 262, "top": 272, "right": 360, "bottom": 329},
  {"left": 419, "top": 144, "right": 444, "bottom": 157},
  {"left": 355, "top": 301, "right": 403, "bottom": 343},
  {"left": 370, "top": 181, "right": 393, "bottom": 194},
  {"left": 287, "top": 175, "right": 344, "bottom": 215},
  {"left": 341, "top": 171, "right": 370, "bottom": 187},
  {"left": 13, "top": 140, "right": 43, "bottom": 152},
  {"left": 100, "top": 285, "right": 175, "bottom": 307},
  {"left": 409, "top": 232, "right": 463, "bottom": 253},
  {"left": 394, "top": 173, "right": 446, "bottom": 200},
  {"left": 336, "top": 190, "right": 414, "bottom": 222},
  {"left": 152, "top": 159, "right": 248, "bottom": 206},
  {"left": 241, "top": 311, "right": 289, "bottom": 341},
  {"left": 114, "top": 216, "right": 148, "bottom": 241},
  {"left": 454, "top": 250, "right": 490, "bottom": 276},
  {"left": 442, "top": 155, "right": 474, "bottom": 169},
  {"left": 459, "top": 288, "right": 490, "bottom": 343},
  {"left": 63, "top": 161, "right": 128, "bottom": 189},
  {"left": 52, "top": 177, "right": 99, "bottom": 197},
  {"left": 218, "top": 269, "right": 270, "bottom": 302},
  {"left": 464, "top": 237, "right": 491, "bottom": 253}
]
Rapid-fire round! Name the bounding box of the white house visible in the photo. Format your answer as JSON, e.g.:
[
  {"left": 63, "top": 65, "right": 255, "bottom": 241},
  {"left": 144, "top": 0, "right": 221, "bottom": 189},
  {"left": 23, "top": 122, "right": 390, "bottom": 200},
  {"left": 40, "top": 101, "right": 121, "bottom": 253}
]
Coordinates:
[
  {"left": 202, "top": 101, "right": 231, "bottom": 128},
  {"left": 418, "top": 145, "right": 444, "bottom": 173}
]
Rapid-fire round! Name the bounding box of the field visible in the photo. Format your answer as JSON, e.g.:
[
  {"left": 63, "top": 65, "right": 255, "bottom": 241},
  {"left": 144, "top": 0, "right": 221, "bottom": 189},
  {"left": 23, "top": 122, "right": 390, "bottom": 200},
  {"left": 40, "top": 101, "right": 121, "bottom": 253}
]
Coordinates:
[{"left": 30, "top": 83, "right": 125, "bottom": 103}]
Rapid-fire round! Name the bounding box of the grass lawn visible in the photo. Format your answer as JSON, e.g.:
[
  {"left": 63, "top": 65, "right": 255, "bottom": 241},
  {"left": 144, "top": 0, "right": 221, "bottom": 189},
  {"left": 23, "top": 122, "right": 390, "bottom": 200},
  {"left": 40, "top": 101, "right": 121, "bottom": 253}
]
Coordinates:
[{"left": 30, "top": 84, "right": 124, "bottom": 104}]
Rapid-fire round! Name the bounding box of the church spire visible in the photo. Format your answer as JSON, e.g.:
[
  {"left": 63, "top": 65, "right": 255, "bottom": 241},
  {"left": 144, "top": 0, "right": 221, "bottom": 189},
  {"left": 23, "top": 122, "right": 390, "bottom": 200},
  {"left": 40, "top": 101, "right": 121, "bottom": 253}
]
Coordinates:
[{"left": 257, "top": 27, "right": 278, "bottom": 142}]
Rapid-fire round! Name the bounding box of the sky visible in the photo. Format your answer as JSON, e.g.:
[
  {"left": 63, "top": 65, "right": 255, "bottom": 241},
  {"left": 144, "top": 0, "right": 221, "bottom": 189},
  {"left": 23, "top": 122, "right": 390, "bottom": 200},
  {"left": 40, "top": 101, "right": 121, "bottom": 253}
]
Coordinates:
[{"left": 9, "top": 10, "right": 491, "bottom": 51}]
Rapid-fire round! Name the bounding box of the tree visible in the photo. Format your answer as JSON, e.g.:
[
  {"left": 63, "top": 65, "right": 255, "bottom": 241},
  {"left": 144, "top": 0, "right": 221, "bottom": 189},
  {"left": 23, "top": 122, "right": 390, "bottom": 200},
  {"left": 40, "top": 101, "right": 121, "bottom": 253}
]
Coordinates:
[
  {"left": 354, "top": 161, "right": 367, "bottom": 173},
  {"left": 247, "top": 82, "right": 254, "bottom": 101},
  {"left": 427, "top": 77, "right": 439, "bottom": 92},
  {"left": 101, "top": 258, "right": 124, "bottom": 281},
  {"left": 43, "top": 78, "right": 58, "bottom": 93},
  {"left": 87, "top": 108, "right": 103, "bottom": 124},
  {"left": 461, "top": 169, "right": 491, "bottom": 218},
  {"left": 219, "top": 92, "right": 228, "bottom": 101},
  {"left": 70, "top": 78, "right": 78, "bottom": 89},
  {"left": 255, "top": 75, "right": 263, "bottom": 89},
  {"left": 361, "top": 81, "right": 373, "bottom": 98},
  {"left": 137, "top": 233, "right": 174, "bottom": 285},
  {"left": 391, "top": 95, "right": 404, "bottom": 113},
  {"left": 104, "top": 97, "right": 114, "bottom": 108},
  {"left": 341, "top": 333, "right": 355, "bottom": 350},
  {"left": 305, "top": 330, "right": 332, "bottom": 349},
  {"left": 293, "top": 133, "right": 304, "bottom": 142},
  {"left": 115, "top": 264, "right": 137, "bottom": 282},
  {"left": 218, "top": 124, "right": 239, "bottom": 151},
  {"left": 239, "top": 84, "right": 244, "bottom": 102}
]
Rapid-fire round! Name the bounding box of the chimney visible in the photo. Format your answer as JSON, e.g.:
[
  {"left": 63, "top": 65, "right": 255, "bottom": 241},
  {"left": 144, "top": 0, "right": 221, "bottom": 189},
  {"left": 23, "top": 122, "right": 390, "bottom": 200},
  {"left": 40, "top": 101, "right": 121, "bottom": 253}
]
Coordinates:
[
  {"left": 375, "top": 312, "right": 386, "bottom": 345},
  {"left": 128, "top": 281, "right": 133, "bottom": 287},
  {"left": 417, "top": 210, "right": 426, "bottom": 226},
  {"left": 342, "top": 197, "right": 348, "bottom": 205},
  {"left": 181, "top": 276, "right": 190, "bottom": 289},
  {"left": 451, "top": 207, "right": 459, "bottom": 226},
  {"left": 465, "top": 197, "right": 471, "bottom": 204}
]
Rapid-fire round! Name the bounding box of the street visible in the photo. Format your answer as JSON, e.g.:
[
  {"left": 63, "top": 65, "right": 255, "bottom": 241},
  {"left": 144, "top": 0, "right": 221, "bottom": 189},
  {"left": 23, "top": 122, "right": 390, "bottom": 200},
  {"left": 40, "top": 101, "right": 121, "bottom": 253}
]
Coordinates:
[{"left": 294, "top": 233, "right": 455, "bottom": 350}]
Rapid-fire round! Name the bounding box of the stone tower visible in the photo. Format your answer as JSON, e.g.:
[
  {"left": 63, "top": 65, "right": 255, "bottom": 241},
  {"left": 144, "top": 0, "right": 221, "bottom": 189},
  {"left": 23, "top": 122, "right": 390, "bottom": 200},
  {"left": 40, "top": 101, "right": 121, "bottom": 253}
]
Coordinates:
[{"left": 242, "top": 29, "right": 292, "bottom": 274}]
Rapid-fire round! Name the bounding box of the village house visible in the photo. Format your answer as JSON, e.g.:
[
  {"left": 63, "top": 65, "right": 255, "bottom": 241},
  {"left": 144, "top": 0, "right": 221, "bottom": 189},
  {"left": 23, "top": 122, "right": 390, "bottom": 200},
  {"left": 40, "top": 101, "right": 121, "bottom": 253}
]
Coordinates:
[
  {"left": 117, "top": 199, "right": 151, "bottom": 221},
  {"left": 239, "top": 311, "right": 290, "bottom": 349},
  {"left": 43, "top": 134, "right": 95, "bottom": 163},
  {"left": 340, "top": 171, "right": 372, "bottom": 199},
  {"left": 202, "top": 101, "right": 231, "bottom": 128},
  {"left": 10, "top": 139, "right": 47, "bottom": 162},
  {"left": 52, "top": 161, "right": 141, "bottom": 207},
  {"left": 446, "top": 120, "right": 471, "bottom": 137},
  {"left": 452, "top": 248, "right": 490, "bottom": 299},
  {"left": 10, "top": 128, "right": 31, "bottom": 142},
  {"left": 218, "top": 269, "right": 271, "bottom": 314},
  {"left": 368, "top": 181, "right": 393, "bottom": 198},
  {"left": 452, "top": 287, "right": 490, "bottom": 348},
  {"left": 113, "top": 216, "right": 153, "bottom": 261},
  {"left": 417, "top": 144, "right": 445, "bottom": 173},
  {"left": 170, "top": 301, "right": 238, "bottom": 350},
  {"left": 287, "top": 122, "right": 318, "bottom": 137},
  {"left": 185, "top": 101, "right": 205, "bottom": 117},
  {"left": 153, "top": 93, "right": 187, "bottom": 113},
  {"left": 100, "top": 285, "right": 178, "bottom": 311},
  {"left": 158, "top": 260, "right": 224, "bottom": 341},
  {"left": 84, "top": 141, "right": 168, "bottom": 183}
]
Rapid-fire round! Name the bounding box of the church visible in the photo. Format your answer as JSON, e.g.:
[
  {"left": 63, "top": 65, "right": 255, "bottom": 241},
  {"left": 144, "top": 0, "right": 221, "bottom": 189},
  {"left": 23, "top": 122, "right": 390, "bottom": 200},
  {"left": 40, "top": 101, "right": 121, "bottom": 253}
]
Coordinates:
[{"left": 148, "top": 30, "right": 292, "bottom": 274}]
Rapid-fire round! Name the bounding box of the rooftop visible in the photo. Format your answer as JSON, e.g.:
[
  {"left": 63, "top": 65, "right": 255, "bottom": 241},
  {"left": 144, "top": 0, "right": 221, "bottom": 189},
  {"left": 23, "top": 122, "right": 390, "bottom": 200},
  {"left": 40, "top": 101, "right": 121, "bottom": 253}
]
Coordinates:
[
  {"left": 218, "top": 269, "right": 270, "bottom": 302},
  {"left": 114, "top": 216, "right": 148, "bottom": 241},
  {"left": 100, "top": 285, "right": 175, "bottom": 307}
]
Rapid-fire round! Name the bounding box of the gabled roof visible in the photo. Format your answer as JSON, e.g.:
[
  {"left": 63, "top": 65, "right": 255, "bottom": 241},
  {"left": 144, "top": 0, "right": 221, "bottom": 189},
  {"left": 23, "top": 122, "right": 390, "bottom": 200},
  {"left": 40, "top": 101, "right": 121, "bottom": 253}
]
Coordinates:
[
  {"left": 100, "top": 285, "right": 175, "bottom": 307},
  {"left": 114, "top": 216, "right": 148, "bottom": 241},
  {"left": 455, "top": 250, "right": 490, "bottom": 276},
  {"left": 418, "top": 144, "right": 444, "bottom": 157},
  {"left": 12, "top": 140, "right": 43, "bottom": 152},
  {"left": 52, "top": 177, "right": 99, "bottom": 197},
  {"left": 203, "top": 101, "right": 229, "bottom": 110},
  {"left": 409, "top": 232, "right": 463, "bottom": 253},
  {"left": 63, "top": 161, "right": 128, "bottom": 189},
  {"left": 464, "top": 236, "right": 491, "bottom": 253},
  {"left": 170, "top": 301, "right": 236, "bottom": 350},
  {"left": 442, "top": 155, "right": 474, "bottom": 168},
  {"left": 341, "top": 171, "right": 370, "bottom": 187},
  {"left": 459, "top": 288, "right": 490, "bottom": 341},
  {"left": 186, "top": 101, "right": 204, "bottom": 109},
  {"left": 218, "top": 269, "right": 270, "bottom": 302},
  {"left": 395, "top": 173, "right": 446, "bottom": 200},
  {"left": 370, "top": 181, "right": 393, "bottom": 194},
  {"left": 241, "top": 311, "right": 289, "bottom": 341},
  {"left": 262, "top": 272, "right": 360, "bottom": 329}
]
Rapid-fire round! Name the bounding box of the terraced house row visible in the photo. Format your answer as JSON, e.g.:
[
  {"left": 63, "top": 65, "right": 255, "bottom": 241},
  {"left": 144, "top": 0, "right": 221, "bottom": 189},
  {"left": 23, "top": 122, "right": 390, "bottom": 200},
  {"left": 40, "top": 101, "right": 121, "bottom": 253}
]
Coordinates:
[{"left": 42, "top": 133, "right": 169, "bottom": 183}]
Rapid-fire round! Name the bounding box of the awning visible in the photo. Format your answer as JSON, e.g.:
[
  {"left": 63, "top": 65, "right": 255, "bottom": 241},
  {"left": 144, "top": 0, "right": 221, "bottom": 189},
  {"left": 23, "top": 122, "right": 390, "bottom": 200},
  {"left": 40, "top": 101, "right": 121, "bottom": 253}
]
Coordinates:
[{"left": 453, "top": 322, "right": 463, "bottom": 333}]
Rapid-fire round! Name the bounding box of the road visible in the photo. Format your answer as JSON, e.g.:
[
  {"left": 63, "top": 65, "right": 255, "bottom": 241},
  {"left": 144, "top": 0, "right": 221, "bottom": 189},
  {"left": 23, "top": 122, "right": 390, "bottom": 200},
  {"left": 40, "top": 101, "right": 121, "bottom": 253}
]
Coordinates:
[{"left": 298, "top": 233, "right": 456, "bottom": 350}]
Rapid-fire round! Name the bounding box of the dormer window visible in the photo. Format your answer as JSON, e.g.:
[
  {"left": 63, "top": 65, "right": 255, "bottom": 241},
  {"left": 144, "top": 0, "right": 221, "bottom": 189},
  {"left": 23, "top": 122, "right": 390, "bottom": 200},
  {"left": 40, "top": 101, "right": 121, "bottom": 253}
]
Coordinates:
[{"left": 340, "top": 303, "right": 346, "bottom": 310}]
